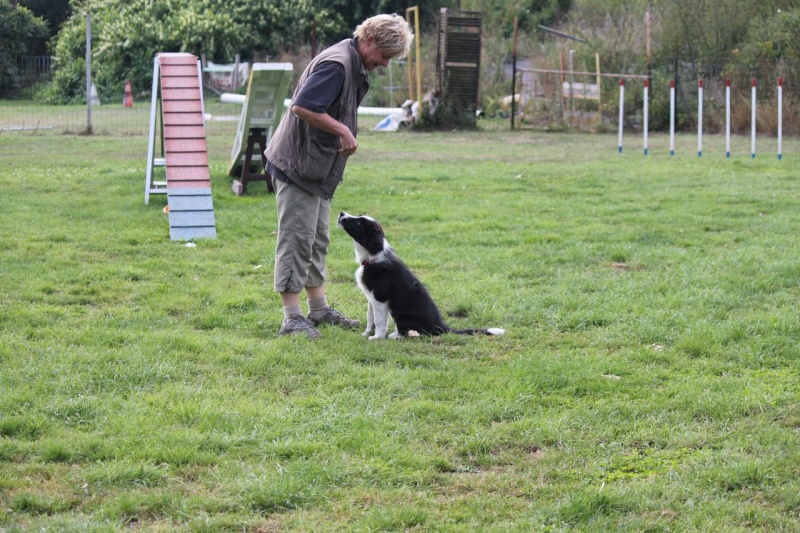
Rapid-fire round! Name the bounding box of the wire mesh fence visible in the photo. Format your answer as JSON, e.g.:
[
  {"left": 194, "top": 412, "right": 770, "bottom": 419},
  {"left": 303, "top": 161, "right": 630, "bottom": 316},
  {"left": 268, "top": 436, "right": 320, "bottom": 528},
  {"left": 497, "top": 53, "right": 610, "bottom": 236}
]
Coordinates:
[
  {"left": 1, "top": 53, "right": 795, "bottom": 137},
  {"left": 0, "top": 98, "right": 248, "bottom": 138},
  {"left": 488, "top": 57, "right": 797, "bottom": 135},
  {"left": 0, "top": 55, "right": 387, "bottom": 137}
]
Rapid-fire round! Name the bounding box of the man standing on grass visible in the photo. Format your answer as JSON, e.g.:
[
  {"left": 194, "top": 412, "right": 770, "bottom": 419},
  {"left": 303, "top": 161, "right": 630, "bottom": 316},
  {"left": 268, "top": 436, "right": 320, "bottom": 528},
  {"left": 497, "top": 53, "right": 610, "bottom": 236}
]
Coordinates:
[{"left": 264, "top": 14, "right": 414, "bottom": 339}]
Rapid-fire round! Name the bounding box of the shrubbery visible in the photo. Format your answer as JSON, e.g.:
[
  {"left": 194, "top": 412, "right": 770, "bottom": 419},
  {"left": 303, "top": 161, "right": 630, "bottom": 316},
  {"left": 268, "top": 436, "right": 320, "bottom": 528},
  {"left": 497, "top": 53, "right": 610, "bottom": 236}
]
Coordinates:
[
  {"left": 25, "top": 0, "right": 800, "bottom": 133},
  {"left": 44, "top": 0, "right": 366, "bottom": 103},
  {"left": 0, "top": 0, "right": 47, "bottom": 96}
]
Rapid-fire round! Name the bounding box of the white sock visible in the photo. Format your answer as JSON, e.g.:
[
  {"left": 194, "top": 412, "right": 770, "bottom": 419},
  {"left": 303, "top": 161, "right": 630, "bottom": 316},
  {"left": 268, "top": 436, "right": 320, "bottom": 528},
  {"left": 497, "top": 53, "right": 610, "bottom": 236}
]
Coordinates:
[
  {"left": 283, "top": 305, "right": 302, "bottom": 319},
  {"left": 307, "top": 296, "right": 328, "bottom": 315}
]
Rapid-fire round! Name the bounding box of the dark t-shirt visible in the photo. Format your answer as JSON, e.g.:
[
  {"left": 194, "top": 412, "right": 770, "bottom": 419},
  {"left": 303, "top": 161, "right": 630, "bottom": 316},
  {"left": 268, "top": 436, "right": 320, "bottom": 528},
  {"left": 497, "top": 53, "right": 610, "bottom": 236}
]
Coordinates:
[
  {"left": 267, "top": 61, "right": 345, "bottom": 184},
  {"left": 294, "top": 61, "right": 345, "bottom": 112}
]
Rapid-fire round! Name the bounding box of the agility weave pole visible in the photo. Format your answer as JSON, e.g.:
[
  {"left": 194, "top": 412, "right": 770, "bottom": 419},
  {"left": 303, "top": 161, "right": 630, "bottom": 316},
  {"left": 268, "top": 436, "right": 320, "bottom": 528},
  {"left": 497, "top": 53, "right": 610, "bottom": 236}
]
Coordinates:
[{"left": 622, "top": 77, "right": 785, "bottom": 160}]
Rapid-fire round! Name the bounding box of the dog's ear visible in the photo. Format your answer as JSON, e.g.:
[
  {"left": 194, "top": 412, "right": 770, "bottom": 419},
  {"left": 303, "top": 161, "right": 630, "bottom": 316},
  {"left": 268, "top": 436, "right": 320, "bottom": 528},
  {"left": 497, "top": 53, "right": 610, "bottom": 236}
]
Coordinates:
[{"left": 364, "top": 219, "right": 385, "bottom": 255}]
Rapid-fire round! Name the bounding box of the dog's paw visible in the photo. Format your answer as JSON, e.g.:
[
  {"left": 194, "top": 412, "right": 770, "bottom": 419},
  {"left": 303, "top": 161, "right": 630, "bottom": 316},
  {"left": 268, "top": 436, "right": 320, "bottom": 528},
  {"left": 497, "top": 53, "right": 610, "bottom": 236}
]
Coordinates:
[
  {"left": 388, "top": 332, "right": 403, "bottom": 340},
  {"left": 362, "top": 330, "right": 375, "bottom": 337},
  {"left": 368, "top": 334, "right": 387, "bottom": 340}
]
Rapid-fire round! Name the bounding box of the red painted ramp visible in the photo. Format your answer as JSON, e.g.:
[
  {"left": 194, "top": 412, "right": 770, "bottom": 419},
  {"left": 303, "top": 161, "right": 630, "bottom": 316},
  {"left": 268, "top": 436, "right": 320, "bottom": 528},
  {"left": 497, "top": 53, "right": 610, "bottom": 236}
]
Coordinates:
[{"left": 147, "top": 53, "right": 217, "bottom": 240}]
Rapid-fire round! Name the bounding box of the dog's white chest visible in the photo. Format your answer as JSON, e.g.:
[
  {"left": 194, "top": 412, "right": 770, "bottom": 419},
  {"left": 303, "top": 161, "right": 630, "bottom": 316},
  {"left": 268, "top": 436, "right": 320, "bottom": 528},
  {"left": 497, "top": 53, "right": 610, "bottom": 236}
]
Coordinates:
[{"left": 355, "top": 265, "right": 371, "bottom": 296}]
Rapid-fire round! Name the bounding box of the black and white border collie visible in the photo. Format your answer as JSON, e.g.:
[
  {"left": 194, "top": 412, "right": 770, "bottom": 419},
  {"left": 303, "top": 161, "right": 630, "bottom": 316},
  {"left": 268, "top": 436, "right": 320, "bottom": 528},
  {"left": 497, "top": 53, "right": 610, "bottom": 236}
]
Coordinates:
[{"left": 337, "top": 212, "right": 505, "bottom": 340}]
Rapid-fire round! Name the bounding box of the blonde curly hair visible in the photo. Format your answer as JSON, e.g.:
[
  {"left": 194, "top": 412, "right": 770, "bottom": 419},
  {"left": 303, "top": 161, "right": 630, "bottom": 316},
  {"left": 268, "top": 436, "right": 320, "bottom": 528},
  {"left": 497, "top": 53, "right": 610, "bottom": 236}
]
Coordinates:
[{"left": 353, "top": 14, "right": 414, "bottom": 59}]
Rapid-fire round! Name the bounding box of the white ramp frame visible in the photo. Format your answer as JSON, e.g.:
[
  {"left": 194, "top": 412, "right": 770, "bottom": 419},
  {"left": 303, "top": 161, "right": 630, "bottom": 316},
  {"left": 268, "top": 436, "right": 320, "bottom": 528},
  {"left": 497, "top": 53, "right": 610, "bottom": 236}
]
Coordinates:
[{"left": 145, "top": 56, "right": 164, "bottom": 205}]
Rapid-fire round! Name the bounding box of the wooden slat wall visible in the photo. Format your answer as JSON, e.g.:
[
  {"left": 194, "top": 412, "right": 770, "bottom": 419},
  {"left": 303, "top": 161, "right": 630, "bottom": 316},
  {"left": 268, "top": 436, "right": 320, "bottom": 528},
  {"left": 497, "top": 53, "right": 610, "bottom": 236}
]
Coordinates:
[
  {"left": 158, "top": 53, "right": 217, "bottom": 240},
  {"left": 437, "top": 9, "right": 482, "bottom": 123}
]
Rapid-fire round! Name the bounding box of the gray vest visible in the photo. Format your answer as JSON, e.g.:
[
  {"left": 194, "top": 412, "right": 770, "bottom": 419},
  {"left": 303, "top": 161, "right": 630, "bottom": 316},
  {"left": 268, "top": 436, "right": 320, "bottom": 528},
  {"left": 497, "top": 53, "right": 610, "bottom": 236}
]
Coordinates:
[{"left": 265, "top": 39, "right": 369, "bottom": 199}]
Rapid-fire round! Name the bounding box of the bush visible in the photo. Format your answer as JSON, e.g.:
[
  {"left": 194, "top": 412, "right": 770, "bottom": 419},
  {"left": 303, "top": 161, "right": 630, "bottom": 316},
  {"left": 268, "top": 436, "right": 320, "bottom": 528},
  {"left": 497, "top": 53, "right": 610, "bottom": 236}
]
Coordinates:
[
  {"left": 0, "top": 0, "right": 48, "bottom": 96},
  {"left": 44, "top": 0, "right": 354, "bottom": 104}
]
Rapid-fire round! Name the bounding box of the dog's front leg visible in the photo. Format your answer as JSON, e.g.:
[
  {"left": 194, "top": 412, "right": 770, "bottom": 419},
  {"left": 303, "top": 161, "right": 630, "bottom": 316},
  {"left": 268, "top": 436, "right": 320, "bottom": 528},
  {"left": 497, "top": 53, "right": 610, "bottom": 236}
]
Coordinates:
[
  {"left": 368, "top": 301, "right": 390, "bottom": 340},
  {"left": 362, "top": 300, "right": 376, "bottom": 337}
]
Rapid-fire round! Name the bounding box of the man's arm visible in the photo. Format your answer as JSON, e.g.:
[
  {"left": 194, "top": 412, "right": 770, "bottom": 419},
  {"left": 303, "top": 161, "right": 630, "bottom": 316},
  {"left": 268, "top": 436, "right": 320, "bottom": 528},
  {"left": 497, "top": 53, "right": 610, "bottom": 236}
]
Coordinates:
[{"left": 291, "top": 105, "right": 358, "bottom": 156}]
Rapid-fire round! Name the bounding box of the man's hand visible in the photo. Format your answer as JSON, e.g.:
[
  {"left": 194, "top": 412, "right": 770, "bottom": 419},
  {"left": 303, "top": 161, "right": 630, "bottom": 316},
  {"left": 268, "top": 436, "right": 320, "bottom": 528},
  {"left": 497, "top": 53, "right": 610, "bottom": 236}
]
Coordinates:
[{"left": 292, "top": 105, "right": 358, "bottom": 156}]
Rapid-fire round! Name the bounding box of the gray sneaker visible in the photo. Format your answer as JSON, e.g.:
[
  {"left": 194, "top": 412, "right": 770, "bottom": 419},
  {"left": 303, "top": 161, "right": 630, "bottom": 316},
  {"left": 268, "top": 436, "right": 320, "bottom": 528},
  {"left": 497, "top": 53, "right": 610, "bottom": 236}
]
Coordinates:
[
  {"left": 279, "top": 314, "right": 322, "bottom": 339},
  {"left": 308, "top": 306, "right": 361, "bottom": 330}
]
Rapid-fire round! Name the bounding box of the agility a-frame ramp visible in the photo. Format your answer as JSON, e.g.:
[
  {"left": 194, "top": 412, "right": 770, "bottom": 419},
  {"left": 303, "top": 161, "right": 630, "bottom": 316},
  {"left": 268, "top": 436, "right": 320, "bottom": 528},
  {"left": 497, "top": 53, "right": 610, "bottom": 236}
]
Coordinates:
[
  {"left": 145, "top": 52, "right": 217, "bottom": 240},
  {"left": 228, "top": 63, "right": 293, "bottom": 195}
]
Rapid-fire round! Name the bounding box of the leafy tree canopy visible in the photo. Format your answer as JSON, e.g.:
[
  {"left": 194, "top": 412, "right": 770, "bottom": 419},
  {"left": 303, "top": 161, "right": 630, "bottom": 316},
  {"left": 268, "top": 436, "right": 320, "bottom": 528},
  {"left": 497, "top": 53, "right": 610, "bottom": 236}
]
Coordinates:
[
  {"left": 0, "top": 0, "right": 48, "bottom": 94},
  {"left": 46, "top": 0, "right": 466, "bottom": 102},
  {"left": 462, "top": 0, "right": 572, "bottom": 36},
  {"left": 42, "top": 0, "right": 798, "bottom": 104},
  {"left": 19, "top": 0, "right": 71, "bottom": 35}
]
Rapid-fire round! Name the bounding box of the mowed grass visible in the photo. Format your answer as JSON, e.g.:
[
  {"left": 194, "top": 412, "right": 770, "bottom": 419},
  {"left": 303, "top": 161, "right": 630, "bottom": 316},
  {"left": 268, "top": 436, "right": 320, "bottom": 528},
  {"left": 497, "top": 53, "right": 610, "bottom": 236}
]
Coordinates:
[{"left": 0, "top": 126, "right": 798, "bottom": 531}]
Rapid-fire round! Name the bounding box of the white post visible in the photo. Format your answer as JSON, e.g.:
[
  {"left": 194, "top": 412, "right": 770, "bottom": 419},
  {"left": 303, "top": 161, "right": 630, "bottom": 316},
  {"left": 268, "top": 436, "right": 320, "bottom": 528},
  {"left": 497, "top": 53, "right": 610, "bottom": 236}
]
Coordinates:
[
  {"left": 669, "top": 80, "right": 675, "bottom": 156},
  {"left": 777, "top": 77, "right": 783, "bottom": 161},
  {"left": 618, "top": 79, "right": 624, "bottom": 153},
  {"left": 388, "top": 60, "right": 394, "bottom": 107},
  {"left": 145, "top": 56, "right": 160, "bottom": 205},
  {"left": 725, "top": 79, "right": 731, "bottom": 158},
  {"left": 751, "top": 78, "right": 757, "bottom": 159},
  {"left": 697, "top": 79, "right": 703, "bottom": 157},
  {"left": 85, "top": 11, "right": 92, "bottom": 134},
  {"left": 569, "top": 50, "right": 576, "bottom": 129},
  {"left": 643, "top": 79, "right": 649, "bottom": 155}
]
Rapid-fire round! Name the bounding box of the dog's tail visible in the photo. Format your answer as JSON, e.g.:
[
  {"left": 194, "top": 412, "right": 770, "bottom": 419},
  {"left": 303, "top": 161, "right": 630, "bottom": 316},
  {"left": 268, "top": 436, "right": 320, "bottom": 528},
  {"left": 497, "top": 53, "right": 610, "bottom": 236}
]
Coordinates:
[{"left": 451, "top": 327, "right": 505, "bottom": 336}]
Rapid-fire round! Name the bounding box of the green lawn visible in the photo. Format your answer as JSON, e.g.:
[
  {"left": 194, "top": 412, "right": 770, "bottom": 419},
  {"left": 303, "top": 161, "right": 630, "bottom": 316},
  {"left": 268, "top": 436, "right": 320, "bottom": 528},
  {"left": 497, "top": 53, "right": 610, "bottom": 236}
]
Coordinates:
[{"left": 0, "top": 128, "right": 798, "bottom": 531}]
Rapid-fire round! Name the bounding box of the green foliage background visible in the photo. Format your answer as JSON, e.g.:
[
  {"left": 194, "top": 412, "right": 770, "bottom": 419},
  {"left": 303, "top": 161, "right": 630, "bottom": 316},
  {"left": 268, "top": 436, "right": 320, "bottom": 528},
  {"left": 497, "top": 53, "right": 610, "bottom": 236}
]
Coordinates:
[
  {"left": 0, "top": 0, "right": 47, "bottom": 94},
  {"left": 41, "top": 0, "right": 460, "bottom": 103},
  {"left": 551, "top": 0, "right": 800, "bottom": 132},
  {"left": 6, "top": 0, "right": 800, "bottom": 128},
  {"left": 44, "top": 0, "right": 323, "bottom": 103}
]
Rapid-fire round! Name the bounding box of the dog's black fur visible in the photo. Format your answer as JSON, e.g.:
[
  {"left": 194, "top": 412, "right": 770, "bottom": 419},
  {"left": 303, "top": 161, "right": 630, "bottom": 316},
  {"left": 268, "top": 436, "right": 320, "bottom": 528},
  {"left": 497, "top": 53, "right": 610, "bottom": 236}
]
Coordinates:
[{"left": 337, "top": 212, "right": 505, "bottom": 340}]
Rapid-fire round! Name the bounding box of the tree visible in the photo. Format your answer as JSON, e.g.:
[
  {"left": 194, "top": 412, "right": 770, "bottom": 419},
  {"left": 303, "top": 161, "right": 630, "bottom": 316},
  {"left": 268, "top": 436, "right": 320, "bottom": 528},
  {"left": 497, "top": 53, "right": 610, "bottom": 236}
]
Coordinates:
[
  {"left": 731, "top": 6, "right": 800, "bottom": 83},
  {"left": 19, "top": 0, "right": 71, "bottom": 54},
  {"left": 563, "top": 0, "right": 648, "bottom": 73},
  {"left": 461, "top": 0, "right": 572, "bottom": 36},
  {"left": 46, "top": 0, "right": 463, "bottom": 103},
  {"left": 47, "top": 0, "right": 326, "bottom": 103},
  {"left": 314, "top": 0, "right": 460, "bottom": 35},
  {"left": 0, "top": 0, "right": 48, "bottom": 96},
  {"left": 654, "top": 0, "right": 760, "bottom": 66}
]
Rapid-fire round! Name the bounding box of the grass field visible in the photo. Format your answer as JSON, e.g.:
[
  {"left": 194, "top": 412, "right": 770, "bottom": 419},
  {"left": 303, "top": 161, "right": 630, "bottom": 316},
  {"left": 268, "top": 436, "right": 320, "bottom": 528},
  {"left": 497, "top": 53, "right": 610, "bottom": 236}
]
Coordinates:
[{"left": 0, "top": 127, "right": 798, "bottom": 531}]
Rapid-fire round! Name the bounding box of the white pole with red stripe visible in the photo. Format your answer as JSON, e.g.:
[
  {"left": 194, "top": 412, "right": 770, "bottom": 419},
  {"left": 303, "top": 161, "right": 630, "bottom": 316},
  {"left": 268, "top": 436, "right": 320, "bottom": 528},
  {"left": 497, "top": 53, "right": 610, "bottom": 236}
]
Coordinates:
[
  {"left": 669, "top": 80, "right": 675, "bottom": 156},
  {"left": 618, "top": 79, "right": 625, "bottom": 153},
  {"left": 643, "top": 79, "right": 649, "bottom": 155},
  {"left": 778, "top": 77, "right": 783, "bottom": 160},
  {"left": 697, "top": 79, "right": 703, "bottom": 157},
  {"left": 725, "top": 79, "right": 731, "bottom": 158},
  {"left": 751, "top": 78, "right": 757, "bottom": 159}
]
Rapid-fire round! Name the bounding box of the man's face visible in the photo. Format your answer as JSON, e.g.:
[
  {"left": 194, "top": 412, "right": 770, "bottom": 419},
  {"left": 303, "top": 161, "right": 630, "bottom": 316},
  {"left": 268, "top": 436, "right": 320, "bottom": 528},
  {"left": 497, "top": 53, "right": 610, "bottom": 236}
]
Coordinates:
[{"left": 359, "top": 35, "right": 394, "bottom": 71}]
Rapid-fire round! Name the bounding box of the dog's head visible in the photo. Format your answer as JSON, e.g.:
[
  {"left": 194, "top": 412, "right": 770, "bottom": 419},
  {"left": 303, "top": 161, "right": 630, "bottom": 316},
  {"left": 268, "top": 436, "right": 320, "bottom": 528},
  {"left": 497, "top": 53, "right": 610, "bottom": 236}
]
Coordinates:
[{"left": 337, "top": 212, "right": 387, "bottom": 260}]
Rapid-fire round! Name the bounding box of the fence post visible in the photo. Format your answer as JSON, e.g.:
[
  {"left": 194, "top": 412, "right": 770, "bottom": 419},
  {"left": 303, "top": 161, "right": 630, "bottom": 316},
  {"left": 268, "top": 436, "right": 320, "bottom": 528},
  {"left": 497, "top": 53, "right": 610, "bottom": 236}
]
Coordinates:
[
  {"left": 617, "top": 79, "right": 624, "bottom": 153},
  {"left": 595, "top": 53, "right": 601, "bottom": 127},
  {"left": 725, "top": 79, "right": 731, "bottom": 158},
  {"left": 697, "top": 79, "right": 703, "bottom": 157},
  {"left": 669, "top": 80, "right": 675, "bottom": 156},
  {"left": 85, "top": 11, "right": 92, "bottom": 134},
  {"left": 751, "top": 79, "right": 757, "bottom": 159},
  {"left": 511, "top": 17, "right": 518, "bottom": 131},
  {"left": 569, "top": 50, "right": 576, "bottom": 128},
  {"left": 778, "top": 77, "right": 783, "bottom": 160},
  {"left": 643, "top": 78, "right": 649, "bottom": 155}
]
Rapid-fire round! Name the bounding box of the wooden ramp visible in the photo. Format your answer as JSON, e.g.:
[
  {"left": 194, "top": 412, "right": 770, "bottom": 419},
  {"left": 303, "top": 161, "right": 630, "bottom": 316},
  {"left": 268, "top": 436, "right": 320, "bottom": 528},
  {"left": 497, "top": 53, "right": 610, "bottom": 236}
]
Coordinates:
[
  {"left": 145, "top": 52, "right": 217, "bottom": 240},
  {"left": 228, "top": 63, "right": 293, "bottom": 195}
]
